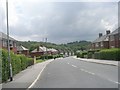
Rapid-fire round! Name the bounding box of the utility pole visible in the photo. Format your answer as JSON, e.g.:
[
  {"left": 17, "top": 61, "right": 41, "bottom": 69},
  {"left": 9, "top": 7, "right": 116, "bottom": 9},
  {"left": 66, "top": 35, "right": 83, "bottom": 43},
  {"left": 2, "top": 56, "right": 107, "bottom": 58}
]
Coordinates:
[
  {"left": 45, "top": 38, "right": 48, "bottom": 60},
  {"left": 6, "top": 0, "right": 13, "bottom": 81}
]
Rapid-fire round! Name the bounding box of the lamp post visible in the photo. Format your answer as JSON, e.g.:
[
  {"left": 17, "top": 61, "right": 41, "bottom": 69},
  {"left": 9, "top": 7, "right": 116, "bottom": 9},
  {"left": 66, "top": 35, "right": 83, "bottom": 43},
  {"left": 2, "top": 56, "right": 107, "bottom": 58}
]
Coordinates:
[
  {"left": 45, "top": 38, "right": 48, "bottom": 60},
  {"left": 6, "top": 0, "right": 13, "bottom": 81}
]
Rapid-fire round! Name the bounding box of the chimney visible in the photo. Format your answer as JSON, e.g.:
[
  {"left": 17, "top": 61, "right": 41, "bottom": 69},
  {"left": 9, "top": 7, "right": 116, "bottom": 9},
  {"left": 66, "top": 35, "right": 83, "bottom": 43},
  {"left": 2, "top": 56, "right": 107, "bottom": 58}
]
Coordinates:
[
  {"left": 99, "top": 33, "right": 103, "bottom": 37},
  {"left": 37, "top": 46, "right": 39, "bottom": 51},
  {"left": 106, "top": 30, "right": 110, "bottom": 35}
]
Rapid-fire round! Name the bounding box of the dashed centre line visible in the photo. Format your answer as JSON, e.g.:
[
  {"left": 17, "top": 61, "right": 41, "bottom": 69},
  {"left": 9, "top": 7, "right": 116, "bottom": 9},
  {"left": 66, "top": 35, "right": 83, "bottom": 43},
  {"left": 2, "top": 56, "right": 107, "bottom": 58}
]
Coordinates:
[
  {"left": 80, "top": 69, "right": 95, "bottom": 75},
  {"left": 67, "top": 62, "right": 119, "bottom": 85},
  {"left": 72, "top": 65, "right": 77, "bottom": 67},
  {"left": 107, "top": 79, "right": 120, "bottom": 84}
]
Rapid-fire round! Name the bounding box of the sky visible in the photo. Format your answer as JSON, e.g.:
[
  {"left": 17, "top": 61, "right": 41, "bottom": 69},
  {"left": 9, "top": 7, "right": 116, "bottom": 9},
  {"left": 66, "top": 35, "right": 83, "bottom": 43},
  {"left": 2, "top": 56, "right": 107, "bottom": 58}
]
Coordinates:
[{"left": 0, "top": 0, "right": 119, "bottom": 44}]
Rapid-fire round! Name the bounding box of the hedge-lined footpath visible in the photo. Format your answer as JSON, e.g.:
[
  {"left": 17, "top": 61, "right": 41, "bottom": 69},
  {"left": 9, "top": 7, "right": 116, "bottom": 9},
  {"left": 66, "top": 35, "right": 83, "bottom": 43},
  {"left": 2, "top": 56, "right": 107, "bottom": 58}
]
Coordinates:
[
  {"left": 76, "top": 48, "right": 120, "bottom": 61},
  {"left": 2, "top": 49, "right": 34, "bottom": 83}
]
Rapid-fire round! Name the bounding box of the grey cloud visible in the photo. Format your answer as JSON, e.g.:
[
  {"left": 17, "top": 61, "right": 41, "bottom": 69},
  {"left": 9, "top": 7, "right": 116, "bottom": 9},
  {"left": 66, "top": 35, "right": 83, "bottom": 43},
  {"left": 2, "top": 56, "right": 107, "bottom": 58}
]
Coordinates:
[{"left": 1, "top": 2, "right": 118, "bottom": 43}]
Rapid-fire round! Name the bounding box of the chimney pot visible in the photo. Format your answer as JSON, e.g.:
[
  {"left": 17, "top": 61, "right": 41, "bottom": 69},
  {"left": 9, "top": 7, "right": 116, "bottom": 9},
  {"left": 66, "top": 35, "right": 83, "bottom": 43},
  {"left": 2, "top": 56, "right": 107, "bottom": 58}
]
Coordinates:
[
  {"left": 106, "top": 30, "right": 110, "bottom": 35},
  {"left": 37, "top": 46, "right": 39, "bottom": 51},
  {"left": 99, "top": 33, "right": 102, "bottom": 37}
]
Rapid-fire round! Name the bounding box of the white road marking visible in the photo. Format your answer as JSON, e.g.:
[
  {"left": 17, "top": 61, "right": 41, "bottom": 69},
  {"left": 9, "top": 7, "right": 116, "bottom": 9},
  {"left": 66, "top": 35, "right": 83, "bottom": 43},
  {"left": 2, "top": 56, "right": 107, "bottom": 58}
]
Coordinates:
[
  {"left": 107, "top": 79, "right": 120, "bottom": 84},
  {"left": 67, "top": 63, "right": 70, "bottom": 64},
  {"left": 27, "top": 60, "right": 54, "bottom": 89},
  {"left": 72, "top": 65, "right": 77, "bottom": 68},
  {"left": 27, "top": 65, "right": 47, "bottom": 89},
  {"left": 80, "top": 68, "right": 120, "bottom": 85},
  {"left": 80, "top": 69, "right": 95, "bottom": 75},
  {"left": 48, "top": 73, "right": 50, "bottom": 75},
  {"left": 87, "top": 72, "right": 95, "bottom": 75}
]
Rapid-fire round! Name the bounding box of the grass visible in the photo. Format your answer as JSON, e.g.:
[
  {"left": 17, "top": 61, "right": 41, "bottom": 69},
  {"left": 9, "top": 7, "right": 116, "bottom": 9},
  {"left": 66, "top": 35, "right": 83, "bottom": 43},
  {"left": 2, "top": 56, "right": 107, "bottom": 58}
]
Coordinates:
[{"left": 36, "top": 59, "right": 44, "bottom": 63}]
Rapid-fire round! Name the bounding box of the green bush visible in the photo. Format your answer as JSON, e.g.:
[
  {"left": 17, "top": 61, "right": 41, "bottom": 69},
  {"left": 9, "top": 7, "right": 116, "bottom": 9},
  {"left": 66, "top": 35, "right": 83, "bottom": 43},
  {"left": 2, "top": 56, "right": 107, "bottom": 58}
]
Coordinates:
[
  {"left": 2, "top": 49, "right": 9, "bottom": 82},
  {"left": 2, "top": 49, "right": 34, "bottom": 82},
  {"left": 94, "top": 48, "right": 120, "bottom": 61},
  {"left": 36, "top": 54, "right": 63, "bottom": 60},
  {"left": 87, "top": 50, "right": 100, "bottom": 59},
  {"left": 87, "top": 52, "right": 93, "bottom": 59},
  {"left": 94, "top": 52, "right": 100, "bottom": 59},
  {"left": 76, "top": 51, "right": 87, "bottom": 58},
  {"left": 0, "top": 49, "right": 2, "bottom": 83},
  {"left": 38, "top": 55, "right": 53, "bottom": 60}
]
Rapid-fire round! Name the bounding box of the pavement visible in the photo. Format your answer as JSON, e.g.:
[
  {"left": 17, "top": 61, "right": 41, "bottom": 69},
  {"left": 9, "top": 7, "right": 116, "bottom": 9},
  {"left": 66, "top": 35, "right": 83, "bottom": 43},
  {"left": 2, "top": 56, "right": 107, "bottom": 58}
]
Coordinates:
[
  {"left": 32, "top": 57, "right": 119, "bottom": 88},
  {"left": 74, "top": 56, "right": 118, "bottom": 66},
  {"left": 2, "top": 59, "right": 54, "bottom": 89}
]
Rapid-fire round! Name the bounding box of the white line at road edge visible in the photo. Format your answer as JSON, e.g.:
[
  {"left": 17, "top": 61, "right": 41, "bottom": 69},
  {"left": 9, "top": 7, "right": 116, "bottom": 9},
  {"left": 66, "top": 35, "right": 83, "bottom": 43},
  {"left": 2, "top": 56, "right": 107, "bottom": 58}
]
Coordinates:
[{"left": 27, "top": 60, "right": 53, "bottom": 89}]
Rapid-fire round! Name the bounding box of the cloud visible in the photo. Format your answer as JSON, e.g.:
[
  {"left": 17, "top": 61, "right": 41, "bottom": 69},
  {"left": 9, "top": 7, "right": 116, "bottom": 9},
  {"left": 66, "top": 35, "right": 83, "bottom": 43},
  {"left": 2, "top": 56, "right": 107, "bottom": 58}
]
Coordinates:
[{"left": 0, "top": 1, "right": 118, "bottom": 43}]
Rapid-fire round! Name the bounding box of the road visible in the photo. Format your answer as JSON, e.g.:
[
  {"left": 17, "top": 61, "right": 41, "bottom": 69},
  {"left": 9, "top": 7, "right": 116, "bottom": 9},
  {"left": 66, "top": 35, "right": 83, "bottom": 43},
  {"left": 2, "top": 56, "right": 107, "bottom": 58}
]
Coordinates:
[{"left": 32, "top": 56, "right": 119, "bottom": 88}]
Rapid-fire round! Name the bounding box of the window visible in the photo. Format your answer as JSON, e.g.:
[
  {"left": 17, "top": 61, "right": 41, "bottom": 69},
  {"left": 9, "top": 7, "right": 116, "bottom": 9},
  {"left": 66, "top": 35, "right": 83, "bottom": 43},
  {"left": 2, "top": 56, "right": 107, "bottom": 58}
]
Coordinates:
[
  {"left": 13, "top": 41, "right": 16, "bottom": 47},
  {"left": 101, "top": 42, "right": 103, "bottom": 47},
  {"left": 110, "top": 35, "right": 114, "bottom": 41},
  {"left": 110, "top": 46, "right": 115, "bottom": 48},
  {"left": 9, "top": 40, "right": 13, "bottom": 47},
  {"left": 2, "top": 40, "right": 7, "bottom": 47},
  {"left": 95, "top": 43, "right": 99, "bottom": 47},
  {"left": 118, "top": 34, "right": 120, "bottom": 40}
]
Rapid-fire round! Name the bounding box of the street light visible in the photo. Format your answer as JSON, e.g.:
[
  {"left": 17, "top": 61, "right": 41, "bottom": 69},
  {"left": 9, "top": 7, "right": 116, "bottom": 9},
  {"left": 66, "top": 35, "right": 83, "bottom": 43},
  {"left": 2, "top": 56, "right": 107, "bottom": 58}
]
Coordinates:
[
  {"left": 45, "top": 38, "right": 48, "bottom": 60},
  {"left": 6, "top": 0, "right": 13, "bottom": 81}
]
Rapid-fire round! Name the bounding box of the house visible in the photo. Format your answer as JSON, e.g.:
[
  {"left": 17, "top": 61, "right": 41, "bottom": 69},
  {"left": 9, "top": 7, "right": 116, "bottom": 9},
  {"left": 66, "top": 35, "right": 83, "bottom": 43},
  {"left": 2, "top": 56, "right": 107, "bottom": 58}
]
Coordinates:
[
  {"left": 30, "top": 46, "right": 47, "bottom": 58},
  {"left": 109, "top": 27, "right": 120, "bottom": 48},
  {"left": 47, "top": 48, "right": 58, "bottom": 55},
  {"left": 91, "top": 30, "right": 110, "bottom": 50},
  {"left": 0, "top": 32, "right": 17, "bottom": 53},
  {"left": 17, "top": 45, "right": 29, "bottom": 56}
]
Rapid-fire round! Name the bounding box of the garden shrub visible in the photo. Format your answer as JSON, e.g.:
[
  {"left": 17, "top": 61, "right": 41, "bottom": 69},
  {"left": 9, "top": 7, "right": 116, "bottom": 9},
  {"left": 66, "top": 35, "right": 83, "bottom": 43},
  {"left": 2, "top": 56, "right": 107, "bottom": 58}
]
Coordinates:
[
  {"left": 94, "top": 48, "right": 120, "bottom": 61},
  {"left": 76, "top": 51, "right": 87, "bottom": 58},
  {"left": 37, "top": 54, "right": 63, "bottom": 60},
  {"left": 2, "top": 49, "right": 34, "bottom": 82},
  {"left": 0, "top": 49, "right": 2, "bottom": 83}
]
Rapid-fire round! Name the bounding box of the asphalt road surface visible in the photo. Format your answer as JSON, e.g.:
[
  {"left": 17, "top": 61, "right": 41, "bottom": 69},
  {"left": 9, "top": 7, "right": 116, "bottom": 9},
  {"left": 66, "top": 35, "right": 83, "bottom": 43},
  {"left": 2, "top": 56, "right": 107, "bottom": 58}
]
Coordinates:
[{"left": 32, "top": 57, "right": 119, "bottom": 88}]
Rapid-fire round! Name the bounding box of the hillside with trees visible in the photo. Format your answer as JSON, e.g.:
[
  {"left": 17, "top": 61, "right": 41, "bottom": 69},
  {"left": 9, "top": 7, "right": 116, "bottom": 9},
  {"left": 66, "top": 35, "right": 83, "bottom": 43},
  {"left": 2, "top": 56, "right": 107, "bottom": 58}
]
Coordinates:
[{"left": 17, "top": 40, "right": 91, "bottom": 53}]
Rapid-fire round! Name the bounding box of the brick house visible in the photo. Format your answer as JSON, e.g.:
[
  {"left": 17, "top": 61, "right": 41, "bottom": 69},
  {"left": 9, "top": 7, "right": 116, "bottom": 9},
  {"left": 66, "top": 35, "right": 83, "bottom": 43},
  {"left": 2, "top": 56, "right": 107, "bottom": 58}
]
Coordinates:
[
  {"left": 91, "top": 30, "right": 110, "bottom": 50},
  {"left": 47, "top": 48, "right": 58, "bottom": 55},
  {"left": 0, "top": 32, "right": 17, "bottom": 53},
  {"left": 30, "top": 46, "right": 47, "bottom": 58},
  {"left": 109, "top": 28, "right": 120, "bottom": 48},
  {"left": 17, "top": 45, "right": 29, "bottom": 56}
]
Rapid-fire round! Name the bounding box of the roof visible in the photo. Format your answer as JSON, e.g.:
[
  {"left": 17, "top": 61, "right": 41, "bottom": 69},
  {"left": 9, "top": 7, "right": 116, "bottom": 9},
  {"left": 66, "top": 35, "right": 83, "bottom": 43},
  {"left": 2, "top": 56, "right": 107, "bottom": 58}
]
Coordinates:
[
  {"left": 109, "top": 27, "right": 120, "bottom": 35},
  {"left": 31, "top": 46, "right": 47, "bottom": 53},
  {"left": 17, "top": 45, "right": 29, "bottom": 51},
  {"left": 93, "top": 35, "right": 109, "bottom": 43},
  {"left": 0, "top": 32, "right": 16, "bottom": 41},
  {"left": 47, "top": 48, "right": 58, "bottom": 52}
]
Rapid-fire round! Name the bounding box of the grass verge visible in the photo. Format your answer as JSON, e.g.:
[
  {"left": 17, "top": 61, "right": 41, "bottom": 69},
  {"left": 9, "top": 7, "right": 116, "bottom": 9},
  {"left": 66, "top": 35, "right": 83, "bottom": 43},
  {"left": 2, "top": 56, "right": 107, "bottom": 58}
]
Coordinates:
[{"left": 36, "top": 60, "right": 44, "bottom": 63}]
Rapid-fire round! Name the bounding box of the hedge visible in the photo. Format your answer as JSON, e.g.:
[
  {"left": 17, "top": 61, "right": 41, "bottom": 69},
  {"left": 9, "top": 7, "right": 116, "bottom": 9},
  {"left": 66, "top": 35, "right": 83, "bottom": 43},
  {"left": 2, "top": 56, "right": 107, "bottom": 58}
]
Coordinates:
[
  {"left": 94, "top": 48, "right": 120, "bottom": 61},
  {"left": 2, "top": 49, "right": 34, "bottom": 82},
  {"left": 36, "top": 54, "right": 63, "bottom": 60},
  {"left": 0, "top": 49, "right": 2, "bottom": 83},
  {"left": 76, "top": 51, "right": 87, "bottom": 58},
  {"left": 87, "top": 50, "right": 96, "bottom": 59}
]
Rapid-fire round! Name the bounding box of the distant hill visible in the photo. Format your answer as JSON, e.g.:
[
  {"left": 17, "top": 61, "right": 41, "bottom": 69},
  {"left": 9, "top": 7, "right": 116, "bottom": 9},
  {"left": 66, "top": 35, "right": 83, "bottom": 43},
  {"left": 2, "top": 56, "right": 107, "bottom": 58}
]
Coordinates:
[
  {"left": 17, "top": 40, "right": 91, "bottom": 52},
  {"left": 65, "top": 40, "right": 91, "bottom": 52}
]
